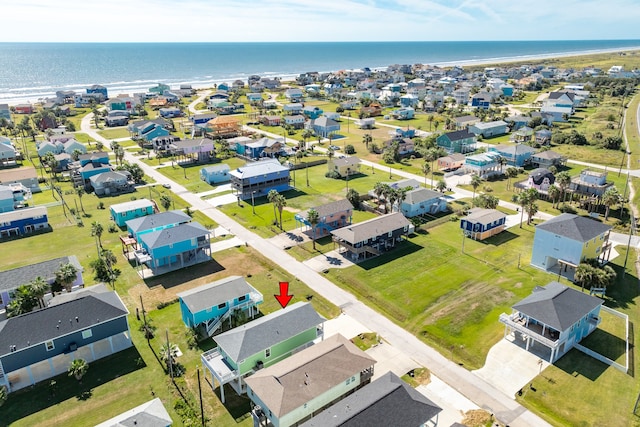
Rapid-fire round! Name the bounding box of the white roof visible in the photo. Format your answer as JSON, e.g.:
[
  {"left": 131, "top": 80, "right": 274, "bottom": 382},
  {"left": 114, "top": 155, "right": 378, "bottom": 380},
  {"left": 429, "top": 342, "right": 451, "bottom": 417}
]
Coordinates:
[{"left": 110, "top": 199, "right": 154, "bottom": 214}]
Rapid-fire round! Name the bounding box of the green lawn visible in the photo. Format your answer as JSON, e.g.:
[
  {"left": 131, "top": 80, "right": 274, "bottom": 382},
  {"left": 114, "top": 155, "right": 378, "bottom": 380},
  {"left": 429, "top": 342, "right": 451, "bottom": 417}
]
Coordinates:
[
  {"left": 517, "top": 248, "right": 640, "bottom": 427},
  {"left": 97, "top": 128, "right": 131, "bottom": 140},
  {"left": 326, "top": 220, "right": 559, "bottom": 369},
  {"left": 219, "top": 160, "right": 412, "bottom": 238}
]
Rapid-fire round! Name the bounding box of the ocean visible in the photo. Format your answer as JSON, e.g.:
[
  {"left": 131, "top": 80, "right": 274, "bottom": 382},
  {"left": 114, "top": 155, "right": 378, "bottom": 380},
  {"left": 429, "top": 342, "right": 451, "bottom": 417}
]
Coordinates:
[{"left": 1, "top": 40, "right": 639, "bottom": 104}]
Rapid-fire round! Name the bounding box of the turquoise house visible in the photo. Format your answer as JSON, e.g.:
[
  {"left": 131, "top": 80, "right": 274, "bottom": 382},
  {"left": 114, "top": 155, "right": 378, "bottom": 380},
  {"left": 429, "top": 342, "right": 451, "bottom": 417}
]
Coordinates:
[
  {"left": 488, "top": 144, "right": 537, "bottom": 167},
  {"left": 110, "top": 199, "right": 155, "bottom": 227},
  {"left": 136, "top": 221, "right": 211, "bottom": 273},
  {"left": 201, "top": 302, "right": 325, "bottom": 403},
  {"left": 200, "top": 164, "right": 231, "bottom": 184},
  {"left": 500, "top": 282, "right": 604, "bottom": 363},
  {"left": 126, "top": 210, "right": 191, "bottom": 240},
  {"left": 177, "top": 276, "right": 263, "bottom": 335},
  {"left": 302, "top": 106, "right": 323, "bottom": 119},
  {"left": 436, "top": 130, "right": 476, "bottom": 154}
]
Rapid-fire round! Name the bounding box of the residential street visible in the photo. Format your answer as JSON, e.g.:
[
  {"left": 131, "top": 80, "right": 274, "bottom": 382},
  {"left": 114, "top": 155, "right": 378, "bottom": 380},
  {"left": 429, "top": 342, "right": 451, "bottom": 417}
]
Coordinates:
[{"left": 81, "top": 113, "right": 554, "bottom": 426}]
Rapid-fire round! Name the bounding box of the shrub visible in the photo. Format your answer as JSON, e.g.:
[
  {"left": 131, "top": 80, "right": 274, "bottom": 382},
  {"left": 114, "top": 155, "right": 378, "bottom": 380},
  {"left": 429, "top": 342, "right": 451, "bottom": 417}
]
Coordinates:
[
  {"left": 344, "top": 144, "right": 355, "bottom": 154},
  {"left": 108, "top": 223, "right": 118, "bottom": 233},
  {"left": 325, "top": 170, "right": 341, "bottom": 179}
]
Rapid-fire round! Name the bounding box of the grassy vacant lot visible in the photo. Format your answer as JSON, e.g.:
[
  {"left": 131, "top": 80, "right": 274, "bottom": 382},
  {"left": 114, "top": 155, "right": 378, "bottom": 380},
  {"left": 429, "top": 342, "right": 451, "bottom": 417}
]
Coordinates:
[
  {"left": 517, "top": 248, "right": 640, "bottom": 427},
  {"left": 326, "top": 220, "right": 558, "bottom": 369},
  {"left": 97, "top": 127, "right": 131, "bottom": 140},
  {"left": 152, "top": 157, "right": 245, "bottom": 194}
]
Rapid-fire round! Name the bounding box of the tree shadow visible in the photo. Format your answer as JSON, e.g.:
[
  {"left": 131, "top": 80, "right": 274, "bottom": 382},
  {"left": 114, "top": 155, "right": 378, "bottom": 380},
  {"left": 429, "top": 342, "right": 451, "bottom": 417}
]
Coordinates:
[{"left": 1, "top": 346, "right": 145, "bottom": 425}]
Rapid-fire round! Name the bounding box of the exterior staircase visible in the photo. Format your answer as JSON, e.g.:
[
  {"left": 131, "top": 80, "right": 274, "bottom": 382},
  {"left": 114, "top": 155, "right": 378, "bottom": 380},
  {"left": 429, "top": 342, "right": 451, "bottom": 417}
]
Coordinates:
[{"left": 205, "top": 309, "right": 232, "bottom": 337}]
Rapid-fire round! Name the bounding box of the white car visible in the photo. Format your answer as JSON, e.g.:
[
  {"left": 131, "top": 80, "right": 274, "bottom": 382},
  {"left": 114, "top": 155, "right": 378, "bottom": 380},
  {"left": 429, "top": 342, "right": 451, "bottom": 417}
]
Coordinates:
[{"left": 329, "top": 145, "right": 340, "bottom": 150}]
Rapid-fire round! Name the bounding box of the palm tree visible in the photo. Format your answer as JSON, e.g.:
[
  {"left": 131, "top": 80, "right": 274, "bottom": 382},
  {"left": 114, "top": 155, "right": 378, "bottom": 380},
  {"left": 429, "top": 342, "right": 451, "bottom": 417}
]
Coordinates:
[
  {"left": 505, "top": 167, "right": 518, "bottom": 190},
  {"left": 275, "top": 194, "right": 287, "bottom": 230},
  {"left": 95, "top": 141, "right": 104, "bottom": 152},
  {"left": 380, "top": 183, "right": 393, "bottom": 213},
  {"left": 547, "top": 185, "right": 561, "bottom": 209},
  {"left": 555, "top": 171, "right": 571, "bottom": 203},
  {"left": 362, "top": 133, "right": 373, "bottom": 150},
  {"left": 574, "top": 263, "right": 596, "bottom": 292},
  {"left": 267, "top": 190, "right": 279, "bottom": 226},
  {"left": 327, "top": 147, "right": 335, "bottom": 161},
  {"left": 470, "top": 174, "right": 483, "bottom": 199},
  {"left": 91, "top": 221, "right": 104, "bottom": 249},
  {"left": 30, "top": 276, "right": 48, "bottom": 308},
  {"left": 0, "top": 385, "right": 7, "bottom": 408},
  {"left": 56, "top": 263, "right": 78, "bottom": 293},
  {"left": 6, "top": 285, "right": 39, "bottom": 317},
  {"left": 498, "top": 156, "right": 507, "bottom": 174},
  {"left": 421, "top": 162, "right": 431, "bottom": 186},
  {"left": 427, "top": 115, "right": 434, "bottom": 131},
  {"left": 423, "top": 148, "right": 440, "bottom": 187},
  {"left": 159, "top": 195, "right": 172, "bottom": 211},
  {"left": 302, "top": 129, "right": 313, "bottom": 150},
  {"left": 512, "top": 188, "right": 538, "bottom": 227},
  {"left": 436, "top": 179, "right": 447, "bottom": 193},
  {"left": 307, "top": 208, "right": 320, "bottom": 250},
  {"left": 115, "top": 146, "right": 125, "bottom": 166},
  {"left": 601, "top": 187, "right": 621, "bottom": 221},
  {"left": 68, "top": 358, "right": 89, "bottom": 381},
  {"left": 160, "top": 342, "right": 180, "bottom": 374},
  {"left": 75, "top": 187, "right": 85, "bottom": 214}
]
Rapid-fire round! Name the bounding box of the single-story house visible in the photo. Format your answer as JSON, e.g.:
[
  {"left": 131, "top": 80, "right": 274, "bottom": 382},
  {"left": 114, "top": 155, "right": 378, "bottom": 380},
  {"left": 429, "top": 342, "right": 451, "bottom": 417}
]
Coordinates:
[
  {"left": 110, "top": 199, "right": 155, "bottom": 227},
  {"left": 0, "top": 287, "right": 130, "bottom": 393},
  {"left": 453, "top": 115, "right": 480, "bottom": 130},
  {"left": 0, "top": 206, "right": 49, "bottom": 239},
  {"left": 260, "top": 115, "right": 282, "bottom": 127},
  {"left": 460, "top": 208, "right": 506, "bottom": 240},
  {"left": 468, "top": 120, "right": 508, "bottom": 138},
  {"left": 245, "top": 138, "right": 284, "bottom": 159},
  {"left": 329, "top": 156, "right": 360, "bottom": 177},
  {"left": 513, "top": 126, "right": 534, "bottom": 143},
  {"left": 0, "top": 255, "right": 83, "bottom": 311},
  {"left": 177, "top": 276, "right": 263, "bottom": 335},
  {"left": 391, "top": 107, "right": 415, "bottom": 120},
  {"left": 499, "top": 281, "right": 604, "bottom": 362},
  {"left": 331, "top": 212, "right": 411, "bottom": 261},
  {"left": 437, "top": 153, "right": 466, "bottom": 171},
  {"left": 246, "top": 334, "right": 376, "bottom": 427},
  {"left": 355, "top": 118, "right": 376, "bottom": 129},
  {"left": 227, "top": 136, "right": 253, "bottom": 155},
  {"left": 200, "top": 164, "right": 231, "bottom": 184}
]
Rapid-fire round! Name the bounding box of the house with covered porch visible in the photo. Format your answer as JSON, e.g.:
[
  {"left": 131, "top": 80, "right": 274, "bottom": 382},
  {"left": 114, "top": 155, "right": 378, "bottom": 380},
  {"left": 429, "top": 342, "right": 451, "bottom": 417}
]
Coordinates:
[
  {"left": 499, "top": 281, "right": 604, "bottom": 363},
  {"left": 331, "top": 212, "right": 411, "bottom": 261},
  {"left": 0, "top": 288, "right": 130, "bottom": 393},
  {"left": 295, "top": 199, "right": 354, "bottom": 237},
  {"left": 110, "top": 199, "right": 155, "bottom": 227},
  {"left": 177, "top": 276, "right": 263, "bottom": 337},
  {"left": 201, "top": 302, "right": 325, "bottom": 403},
  {"left": 230, "top": 159, "right": 290, "bottom": 200},
  {"left": 460, "top": 208, "right": 506, "bottom": 241}
]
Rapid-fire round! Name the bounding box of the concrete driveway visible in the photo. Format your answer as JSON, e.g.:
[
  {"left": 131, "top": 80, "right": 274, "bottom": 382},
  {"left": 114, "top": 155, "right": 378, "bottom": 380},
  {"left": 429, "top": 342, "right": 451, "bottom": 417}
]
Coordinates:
[
  {"left": 472, "top": 336, "right": 550, "bottom": 398},
  {"left": 303, "top": 250, "right": 356, "bottom": 271},
  {"left": 418, "top": 375, "right": 481, "bottom": 427},
  {"left": 366, "top": 342, "right": 420, "bottom": 381}
]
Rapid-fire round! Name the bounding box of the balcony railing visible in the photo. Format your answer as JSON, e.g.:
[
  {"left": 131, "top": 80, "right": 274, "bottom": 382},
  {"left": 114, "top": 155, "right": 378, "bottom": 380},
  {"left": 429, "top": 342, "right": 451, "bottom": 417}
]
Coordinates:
[
  {"left": 499, "top": 313, "right": 559, "bottom": 348},
  {"left": 202, "top": 347, "right": 238, "bottom": 383}
]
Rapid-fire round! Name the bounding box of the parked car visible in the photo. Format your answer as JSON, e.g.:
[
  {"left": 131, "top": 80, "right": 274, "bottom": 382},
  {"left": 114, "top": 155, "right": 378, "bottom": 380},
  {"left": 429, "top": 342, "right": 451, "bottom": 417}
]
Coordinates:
[{"left": 329, "top": 145, "right": 340, "bottom": 150}]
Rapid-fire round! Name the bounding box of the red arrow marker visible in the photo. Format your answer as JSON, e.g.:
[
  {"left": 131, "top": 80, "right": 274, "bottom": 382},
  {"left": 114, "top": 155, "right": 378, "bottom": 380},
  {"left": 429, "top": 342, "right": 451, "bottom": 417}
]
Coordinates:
[{"left": 274, "top": 281, "right": 293, "bottom": 308}]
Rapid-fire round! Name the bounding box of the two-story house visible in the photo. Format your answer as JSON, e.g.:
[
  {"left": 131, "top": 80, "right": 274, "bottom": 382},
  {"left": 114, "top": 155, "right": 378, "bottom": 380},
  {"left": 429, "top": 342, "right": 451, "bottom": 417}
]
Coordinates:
[
  {"left": 329, "top": 156, "right": 360, "bottom": 178},
  {"left": 110, "top": 199, "right": 155, "bottom": 227},
  {"left": 126, "top": 210, "right": 191, "bottom": 241},
  {"left": 398, "top": 188, "right": 447, "bottom": 217},
  {"left": 295, "top": 199, "right": 354, "bottom": 237},
  {"left": 200, "top": 164, "right": 231, "bottom": 184},
  {"left": 300, "top": 371, "right": 442, "bottom": 427},
  {"left": 468, "top": 120, "right": 508, "bottom": 138},
  {"left": 0, "top": 206, "right": 49, "bottom": 239},
  {"left": 436, "top": 130, "right": 476, "bottom": 154},
  {"left": 331, "top": 212, "right": 411, "bottom": 261},
  {"left": 246, "top": 334, "right": 376, "bottom": 427},
  {"left": 530, "top": 213, "right": 612, "bottom": 276},
  {"left": 463, "top": 151, "right": 502, "bottom": 179},
  {"left": 569, "top": 169, "right": 614, "bottom": 197},
  {"left": 177, "top": 276, "right": 263, "bottom": 336},
  {"left": 488, "top": 144, "right": 536, "bottom": 167},
  {"left": 0, "top": 287, "right": 130, "bottom": 393},
  {"left": 499, "top": 282, "right": 604, "bottom": 363},
  {"left": 201, "top": 301, "right": 325, "bottom": 403},
  {"left": 229, "top": 159, "right": 291, "bottom": 200}
]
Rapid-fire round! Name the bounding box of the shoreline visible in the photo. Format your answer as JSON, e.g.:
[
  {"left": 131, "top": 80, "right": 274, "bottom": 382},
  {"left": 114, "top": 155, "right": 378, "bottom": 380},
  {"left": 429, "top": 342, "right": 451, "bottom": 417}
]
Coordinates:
[{"left": 2, "top": 45, "right": 640, "bottom": 106}]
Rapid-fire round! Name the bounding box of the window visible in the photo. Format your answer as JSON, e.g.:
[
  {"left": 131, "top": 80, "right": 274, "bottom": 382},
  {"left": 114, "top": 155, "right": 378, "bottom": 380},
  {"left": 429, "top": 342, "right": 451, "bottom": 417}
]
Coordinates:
[
  {"left": 45, "top": 340, "right": 55, "bottom": 351},
  {"left": 218, "top": 302, "right": 226, "bottom": 309},
  {"left": 82, "top": 329, "right": 93, "bottom": 339},
  {"left": 238, "top": 295, "right": 247, "bottom": 302},
  {"left": 265, "top": 348, "right": 271, "bottom": 358}
]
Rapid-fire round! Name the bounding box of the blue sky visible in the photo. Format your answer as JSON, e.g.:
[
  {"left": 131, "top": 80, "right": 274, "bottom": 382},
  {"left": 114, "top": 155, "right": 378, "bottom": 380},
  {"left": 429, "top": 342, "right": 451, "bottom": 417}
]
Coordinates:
[{"left": 5, "top": 0, "right": 640, "bottom": 42}]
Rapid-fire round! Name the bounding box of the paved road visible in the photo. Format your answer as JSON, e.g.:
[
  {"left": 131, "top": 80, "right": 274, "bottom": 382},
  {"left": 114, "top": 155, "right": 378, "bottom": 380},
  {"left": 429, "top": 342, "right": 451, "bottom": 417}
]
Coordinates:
[{"left": 80, "top": 113, "right": 552, "bottom": 426}]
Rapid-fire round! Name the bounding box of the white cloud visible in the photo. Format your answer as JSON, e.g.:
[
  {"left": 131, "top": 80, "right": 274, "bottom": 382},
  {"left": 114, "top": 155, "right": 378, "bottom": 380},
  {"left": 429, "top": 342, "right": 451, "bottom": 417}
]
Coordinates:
[{"left": 2, "top": 0, "right": 640, "bottom": 41}]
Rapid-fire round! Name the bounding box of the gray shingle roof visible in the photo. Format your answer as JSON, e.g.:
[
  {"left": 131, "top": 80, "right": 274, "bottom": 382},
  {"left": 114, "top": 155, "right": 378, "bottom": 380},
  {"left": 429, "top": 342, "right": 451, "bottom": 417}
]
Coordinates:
[
  {"left": 532, "top": 150, "right": 563, "bottom": 160},
  {"left": 94, "top": 398, "right": 173, "bottom": 427},
  {"left": 331, "top": 156, "right": 360, "bottom": 168},
  {"left": 404, "top": 188, "right": 443, "bottom": 205},
  {"left": 330, "top": 212, "right": 410, "bottom": 244},
  {"left": 298, "top": 199, "right": 353, "bottom": 220},
  {"left": 464, "top": 208, "right": 506, "bottom": 225},
  {"left": 493, "top": 144, "right": 536, "bottom": 156},
  {"left": 536, "top": 213, "right": 611, "bottom": 242},
  {"left": 513, "top": 281, "right": 603, "bottom": 331},
  {"left": 300, "top": 371, "right": 442, "bottom": 427},
  {"left": 126, "top": 210, "right": 190, "bottom": 234},
  {"left": 245, "top": 334, "right": 375, "bottom": 418},
  {"left": 177, "top": 276, "right": 256, "bottom": 314},
  {"left": 0, "top": 291, "right": 128, "bottom": 355},
  {"left": 139, "top": 222, "right": 208, "bottom": 250},
  {"left": 0, "top": 255, "right": 82, "bottom": 292},
  {"left": 442, "top": 130, "right": 474, "bottom": 142},
  {"left": 214, "top": 302, "right": 324, "bottom": 363}
]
